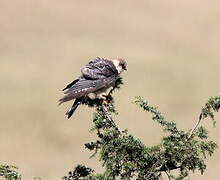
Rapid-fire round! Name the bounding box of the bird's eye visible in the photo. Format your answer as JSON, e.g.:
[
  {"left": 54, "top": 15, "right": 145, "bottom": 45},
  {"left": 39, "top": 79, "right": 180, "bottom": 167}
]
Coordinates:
[{"left": 121, "top": 63, "right": 127, "bottom": 70}]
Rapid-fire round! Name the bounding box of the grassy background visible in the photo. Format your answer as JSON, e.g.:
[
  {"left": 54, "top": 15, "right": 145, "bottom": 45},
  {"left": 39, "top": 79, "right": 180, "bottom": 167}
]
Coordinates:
[{"left": 0, "top": 0, "right": 220, "bottom": 179}]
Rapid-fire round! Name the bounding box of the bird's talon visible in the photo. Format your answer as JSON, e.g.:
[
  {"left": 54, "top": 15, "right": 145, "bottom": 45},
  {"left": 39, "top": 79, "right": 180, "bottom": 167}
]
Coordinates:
[{"left": 102, "top": 99, "right": 109, "bottom": 105}]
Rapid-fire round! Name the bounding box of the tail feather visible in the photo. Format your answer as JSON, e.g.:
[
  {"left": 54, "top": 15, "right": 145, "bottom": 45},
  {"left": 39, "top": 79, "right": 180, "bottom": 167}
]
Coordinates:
[
  {"left": 59, "top": 93, "right": 80, "bottom": 105},
  {"left": 65, "top": 98, "right": 82, "bottom": 119}
]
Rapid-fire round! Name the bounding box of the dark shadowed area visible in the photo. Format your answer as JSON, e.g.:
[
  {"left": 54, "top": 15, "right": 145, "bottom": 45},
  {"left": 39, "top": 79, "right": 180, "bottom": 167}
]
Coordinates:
[{"left": 0, "top": 0, "right": 220, "bottom": 179}]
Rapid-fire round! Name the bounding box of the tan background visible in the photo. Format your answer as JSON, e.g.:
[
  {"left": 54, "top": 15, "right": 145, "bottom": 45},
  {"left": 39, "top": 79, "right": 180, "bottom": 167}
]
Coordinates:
[{"left": 0, "top": 0, "right": 220, "bottom": 179}]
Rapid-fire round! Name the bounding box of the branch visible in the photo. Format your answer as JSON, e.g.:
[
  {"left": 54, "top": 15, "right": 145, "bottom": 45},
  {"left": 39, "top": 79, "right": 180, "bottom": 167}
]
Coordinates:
[
  {"left": 188, "top": 95, "right": 220, "bottom": 139},
  {"left": 64, "top": 93, "right": 219, "bottom": 180},
  {"left": 188, "top": 115, "right": 202, "bottom": 139},
  {"left": 101, "top": 104, "right": 120, "bottom": 132}
]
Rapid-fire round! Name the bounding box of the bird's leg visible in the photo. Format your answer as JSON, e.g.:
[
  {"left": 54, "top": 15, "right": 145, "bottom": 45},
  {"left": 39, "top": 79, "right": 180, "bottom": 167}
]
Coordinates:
[
  {"left": 97, "top": 88, "right": 113, "bottom": 105},
  {"left": 101, "top": 93, "right": 113, "bottom": 105},
  {"left": 98, "top": 93, "right": 108, "bottom": 105},
  {"left": 102, "top": 95, "right": 113, "bottom": 105},
  {"left": 102, "top": 99, "right": 108, "bottom": 105},
  {"left": 96, "top": 92, "right": 109, "bottom": 105}
]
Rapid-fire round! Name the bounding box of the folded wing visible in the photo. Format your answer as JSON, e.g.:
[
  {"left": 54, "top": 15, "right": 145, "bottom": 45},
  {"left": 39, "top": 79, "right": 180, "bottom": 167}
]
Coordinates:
[
  {"left": 59, "top": 76, "right": 116, "bottom": 105},
  {"left": 81, "top": 57, "right": 118, "bottom": 80}
]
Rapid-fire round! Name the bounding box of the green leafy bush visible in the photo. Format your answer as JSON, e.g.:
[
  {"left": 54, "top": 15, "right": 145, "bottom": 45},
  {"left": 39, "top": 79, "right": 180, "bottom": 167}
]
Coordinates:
[
  {"left": 1, "top": 79, "right": 219, "bottom": 180},
  {"left": 63, "top": 79, "right": 218, "bottom": 180}
]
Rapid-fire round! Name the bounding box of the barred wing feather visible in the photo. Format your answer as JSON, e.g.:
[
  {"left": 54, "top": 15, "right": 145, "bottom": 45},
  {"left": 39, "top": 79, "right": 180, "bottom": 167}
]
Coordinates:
[{"left": 59, "top": 77, "right": 116, "bottom": 105}]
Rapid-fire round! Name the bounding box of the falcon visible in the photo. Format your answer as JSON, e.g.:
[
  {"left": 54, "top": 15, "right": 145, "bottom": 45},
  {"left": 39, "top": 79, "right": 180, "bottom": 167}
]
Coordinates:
[{"left": 59, "top": 57, "right": 127, "bottom": 119}]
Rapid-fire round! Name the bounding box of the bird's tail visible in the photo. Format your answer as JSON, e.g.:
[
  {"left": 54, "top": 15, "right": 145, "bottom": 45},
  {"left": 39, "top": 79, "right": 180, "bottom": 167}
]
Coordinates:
[{"left": 65, "top": 98, "right": 82, "bottom": 119}]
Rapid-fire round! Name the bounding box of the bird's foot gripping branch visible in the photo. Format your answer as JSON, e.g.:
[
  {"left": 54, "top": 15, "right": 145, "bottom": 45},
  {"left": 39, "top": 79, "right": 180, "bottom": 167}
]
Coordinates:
[{"left": 63, "top": 80, "right": 219, "bottom": 180}]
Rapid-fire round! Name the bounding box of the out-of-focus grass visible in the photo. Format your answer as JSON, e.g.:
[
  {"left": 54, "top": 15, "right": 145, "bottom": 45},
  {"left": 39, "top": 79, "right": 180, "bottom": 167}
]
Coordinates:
[{"left": 0, "top": 0, "right": 220, "bottom": 179}]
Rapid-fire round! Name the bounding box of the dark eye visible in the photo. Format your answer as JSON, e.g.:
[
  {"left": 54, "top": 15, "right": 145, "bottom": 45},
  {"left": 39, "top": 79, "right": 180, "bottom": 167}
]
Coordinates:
[{"left": 121, "top": 63, "right": 127, "bottom": 70}]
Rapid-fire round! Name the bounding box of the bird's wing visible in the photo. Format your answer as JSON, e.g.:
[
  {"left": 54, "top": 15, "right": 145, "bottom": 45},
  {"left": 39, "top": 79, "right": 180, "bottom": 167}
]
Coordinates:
[
  {"left": 62, "top": 78, "right": 80, "bottom": 91},
  {"left": 59, "top": 77, "right": 116, "bottom": 104},
  {"left": 81, "top": 57, "right": 118, "bottom": 80},
  {"left": 59, "top": 57, "right": 118, "bottom": 105},
  {"left": 62, "top": 57, "right": 117, "bottom": 92}
]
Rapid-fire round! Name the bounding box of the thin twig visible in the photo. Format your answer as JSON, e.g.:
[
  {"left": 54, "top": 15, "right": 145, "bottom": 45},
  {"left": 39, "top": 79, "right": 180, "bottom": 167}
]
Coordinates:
[
  {"left": 102, "top": 104, "right": 120, "bottom": 132},
  {"left": 188, "top": 115, "right": 202, "bottom": 139}
]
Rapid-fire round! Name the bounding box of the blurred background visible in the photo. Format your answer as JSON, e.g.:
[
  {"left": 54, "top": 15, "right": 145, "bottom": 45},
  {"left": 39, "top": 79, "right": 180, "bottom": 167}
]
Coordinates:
[{"left": 0, "top": 0, "right": 220, "bottom": 179}]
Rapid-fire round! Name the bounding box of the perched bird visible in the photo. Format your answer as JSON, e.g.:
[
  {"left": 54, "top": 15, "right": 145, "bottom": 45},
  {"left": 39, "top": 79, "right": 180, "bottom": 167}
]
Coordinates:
[{"left": 59, "top": 57, "right": 127, "bottom": 119}]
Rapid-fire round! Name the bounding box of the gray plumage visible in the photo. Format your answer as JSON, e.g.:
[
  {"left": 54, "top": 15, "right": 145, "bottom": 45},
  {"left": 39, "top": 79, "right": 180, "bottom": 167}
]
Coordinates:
[{"left": 59, "top": 57, "right": 127, "bottom": 118}]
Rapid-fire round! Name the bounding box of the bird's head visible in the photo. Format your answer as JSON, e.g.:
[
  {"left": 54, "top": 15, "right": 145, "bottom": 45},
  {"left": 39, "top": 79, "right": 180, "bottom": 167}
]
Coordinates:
[{"left": 112, "top": 58, "right": 127, "bottom": 74}]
